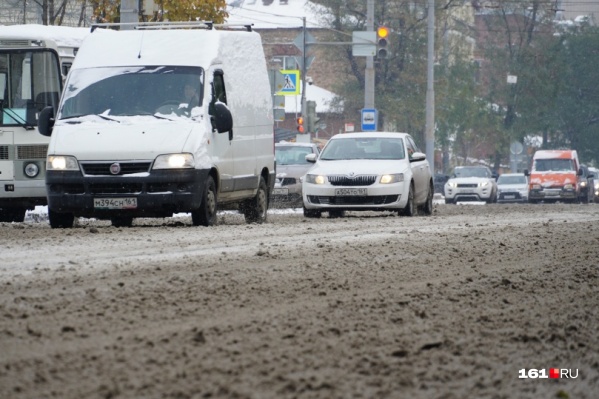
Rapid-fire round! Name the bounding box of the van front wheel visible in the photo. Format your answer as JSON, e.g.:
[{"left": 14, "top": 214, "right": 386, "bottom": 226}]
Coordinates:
[
  {"left": 191, "top": 176, "right": 217, "bottom": 226},
  {"left": 242, "top": 177, "right": 268, "bottom": 224}
]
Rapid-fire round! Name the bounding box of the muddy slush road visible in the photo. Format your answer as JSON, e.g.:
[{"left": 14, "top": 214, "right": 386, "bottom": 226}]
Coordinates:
[{"left": 1, "top": 203, "right": 598, "bottom": 399}]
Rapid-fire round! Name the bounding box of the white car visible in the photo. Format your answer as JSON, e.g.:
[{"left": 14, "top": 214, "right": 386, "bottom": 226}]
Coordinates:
[
  {"left": 302, "top": 132, "right": 433, "bottom": 218},
  {"left": 444, "top": 166, "right": 498, "bottom": 204},
  {"left": 496, "top": 173, "right": 529, "bottom": 203}
]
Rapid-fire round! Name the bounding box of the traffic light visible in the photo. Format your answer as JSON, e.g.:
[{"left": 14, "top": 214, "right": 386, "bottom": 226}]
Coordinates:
[
  {"left": 296, "top": 116, "right": 305, "bottom": 133},
  {"left": 377, "top": 26, "right": 389, "bottom": 59}
]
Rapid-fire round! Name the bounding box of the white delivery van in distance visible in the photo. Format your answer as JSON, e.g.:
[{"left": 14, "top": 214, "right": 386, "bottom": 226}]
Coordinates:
[{"left": 38, "top": 22, "right": 275, "bottom": 228}]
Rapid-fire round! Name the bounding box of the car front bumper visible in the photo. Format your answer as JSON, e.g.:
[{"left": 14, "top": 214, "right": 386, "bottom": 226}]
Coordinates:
[{"left": 303, "top": 182, "right": 406, "bottom": 211}]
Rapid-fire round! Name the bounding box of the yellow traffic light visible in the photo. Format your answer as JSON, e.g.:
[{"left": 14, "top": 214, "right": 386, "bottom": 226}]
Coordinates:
[
  {"left": 377, "top": 26, "right": 390, "bottom": 59},
  {"left": 377, "top": 26, "right": 389, "bottom": 39}
]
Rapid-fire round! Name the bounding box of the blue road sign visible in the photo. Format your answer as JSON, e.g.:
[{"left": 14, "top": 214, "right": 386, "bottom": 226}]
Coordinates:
[
  {"left": 361, "top": 108, "right": 377, "bottom": 131},
  {"left": 277, "top": 70, "right": 300, "bottom": 95}
]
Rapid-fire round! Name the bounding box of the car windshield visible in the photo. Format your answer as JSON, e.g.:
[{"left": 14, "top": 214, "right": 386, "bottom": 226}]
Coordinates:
[
  {"left": 497, "top": 175, "right": 527, "bottom": 185},
  {"left": 454, "top": 167, "right": 491, "bottom": 178},
  {"left": 275, "top": 146, "right": 314, "bottom": 165},
  {"left": 320, "top": 137, "right": 405, "bottom": 160},
  {"left": 533, "top": 159, "right": 575, "bottom": 172},
  {"left": 58, "top": 65, "right": 204, "bottom": 120}
]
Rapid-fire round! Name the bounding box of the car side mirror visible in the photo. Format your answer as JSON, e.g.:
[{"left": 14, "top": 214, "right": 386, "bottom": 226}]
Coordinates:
[
  {"left": 306, "top": 153, "right": 317, "bottom": 163},
  {"left": 577, "top": 168, "right": 583, "bottom": 176},
  {"left": 410, "top": 151, "right": 426, "bottom": 162},
  {"left": 589, "top": 173, "right": 595, "bottom": 179},
  {"left": 38, "top": 106, "right": 55, "bottom": 137},
  {"left": 524, "top": 169, "right": 529, "bottom": 176}
]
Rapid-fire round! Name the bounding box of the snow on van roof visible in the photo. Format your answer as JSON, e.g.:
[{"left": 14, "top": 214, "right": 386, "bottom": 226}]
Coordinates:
[
  {"left": 533, "top": 150, "right": 578, "bottom": 159},
  {"left": 72, "top": 28, "right": 262, "bottom": 69},
  {"left": 0, "top": 24, "right": 89, "bottom": 48}
]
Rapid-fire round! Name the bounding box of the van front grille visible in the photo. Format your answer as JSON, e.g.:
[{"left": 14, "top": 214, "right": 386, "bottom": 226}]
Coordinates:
[
  {"left": 0, "top": 146, "right": 9, "bottom": 160},
  {"left": 81, "top": 162, "right": 152, "bottom": 175}
]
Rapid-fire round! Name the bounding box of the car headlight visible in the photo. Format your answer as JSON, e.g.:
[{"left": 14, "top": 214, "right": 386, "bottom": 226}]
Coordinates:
[
  {"left": 153, "top": 153, "right": 194, "bottom": 169},
  {"left": 594, "top": 182, "right": 599, "bottom": 190},
  {"left": 479, "top": 181, "right": 490, "bottom": 188},
  {"left": 564, "top": 183, "right": 574, "bottom": 190},
  {"left": 47, "top": 155, "right": 79, "bottom": 171},
  {"left": 380, "top": 173, "right": 404, "bottom": 184},
  {"left": 446, "top": 182, "right": 457, "bottom": 188},
  {"left": 305, "top": 174, "right": 326, "bottom": 184},
  {"left": 580, "top": 181, "right": 587, "bottom": 187},
  {"left": 24, "top": 162, "right": 40, "bottom": 178}
]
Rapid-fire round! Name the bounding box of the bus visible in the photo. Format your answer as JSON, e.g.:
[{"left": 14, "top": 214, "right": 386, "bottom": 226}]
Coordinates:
[{"left": 0, "top": 24, "right": 88, "bottom": 222}]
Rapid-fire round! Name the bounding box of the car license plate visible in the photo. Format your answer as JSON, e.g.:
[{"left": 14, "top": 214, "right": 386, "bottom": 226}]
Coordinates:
[
  {"left": 94, "top": 197, "right": 137, "bottom": 209},
  {"left": 335, "top": 188, "right": 367, "bottom": 196},
  {"left": 504, "top": 195, "right": 515, "bottom": 199},
  {"left": 460, "top": 189, "right": 475, "bottom": 193},
  {"left": 273, "top": 188, "right": 289, "bottom": 195}
]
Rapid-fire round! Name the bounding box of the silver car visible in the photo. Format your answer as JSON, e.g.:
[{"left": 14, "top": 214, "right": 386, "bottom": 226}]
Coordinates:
[
  {"left": 273, "top": 142, "right": 320, "bottom": 205},
  {"left": 496, "top": 173, "right": 529, "bottom": 203}
]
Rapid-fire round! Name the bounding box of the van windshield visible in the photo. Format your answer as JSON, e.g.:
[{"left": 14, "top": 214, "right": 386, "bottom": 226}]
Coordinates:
[
  {"left": 533, "top": 159, "right": 575, "bottom": 172},
  {"left": 59, "top": 66, "right": 204, "bottom": 120}
]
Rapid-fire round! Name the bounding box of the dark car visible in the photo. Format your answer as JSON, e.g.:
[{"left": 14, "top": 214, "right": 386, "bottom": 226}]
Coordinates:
[
  {"left": 578, "top": 165, "right": 595, "bottom": 203},
  {"left": 433, "top": 173, "right": 449, "bottom": 194}
]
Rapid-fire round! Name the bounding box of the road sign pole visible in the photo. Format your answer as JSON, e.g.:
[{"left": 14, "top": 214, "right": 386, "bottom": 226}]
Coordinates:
[{"left": 365, "top": 0, "right": 375, "bottom": 113}]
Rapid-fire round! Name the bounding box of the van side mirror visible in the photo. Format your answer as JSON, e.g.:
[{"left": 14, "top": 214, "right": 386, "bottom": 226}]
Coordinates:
[
  {"left": 524, "top": 169, "right": 529, "bottom": 176},
  {"left": 578, "top": 168, "right": 583, "bottom": 176},
  {"left": 38, "top": 106, "right": 55, "bottom": 137},
  {"left": 306, "top": 153, "right": 317, "bottom": 163},
  {"left": 213, "top": 102, "right": 233, "bottom": 133}
]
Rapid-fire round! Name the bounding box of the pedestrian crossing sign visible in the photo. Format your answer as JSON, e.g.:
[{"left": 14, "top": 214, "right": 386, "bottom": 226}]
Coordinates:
[{"left": 277, "top": 70, "right": 300, "bottom": 95}]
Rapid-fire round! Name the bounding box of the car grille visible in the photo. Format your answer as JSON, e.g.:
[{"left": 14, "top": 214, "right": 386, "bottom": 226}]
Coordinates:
[
  {"left": 89, "top": 183, "right": 143, "bottom": 195},
  {"left": 308, "top": 195, "right": 399, "bottom": 205},
  {"left": 328, "top": 175, "right": 377, "bottom": 186},
  {"left": 81, "top": 162, "right": 152, "bottom": 175},
  {"left": 457, "top": 183, "right": 478, "bottom": 188}
]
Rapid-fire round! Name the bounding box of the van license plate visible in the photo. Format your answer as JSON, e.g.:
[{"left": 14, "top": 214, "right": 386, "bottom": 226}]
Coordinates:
[
  {"left": 94, "top": 197, "right": 137, "bottom": 209},
  {"left": 335, "top": 188, "right": 367, "bottom": 196},
  {"left": 504, "top": 195, "right": 515, "bottom": 199}
]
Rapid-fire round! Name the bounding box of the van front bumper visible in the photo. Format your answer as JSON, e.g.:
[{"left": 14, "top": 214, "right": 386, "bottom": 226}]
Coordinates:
[
  {"left": 529, "top": 188, "right": 577, "bottom": 201},
  {"left": 46, "top": 169, "right": 209, "bottom": 219}
]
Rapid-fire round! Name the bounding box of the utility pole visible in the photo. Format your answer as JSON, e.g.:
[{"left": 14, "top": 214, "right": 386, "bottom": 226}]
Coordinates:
[
  {"left": 300, "top": 17, "right": 307, "bottom": 121},
  {"left": 120, "top": 0, "right": 138, "bottom": 29},
  {"left": 365, "top": 0, "right": 375, "bottom": 110},
  {"left": 425, "top": 0, "right": 435, "bottom": 173}
]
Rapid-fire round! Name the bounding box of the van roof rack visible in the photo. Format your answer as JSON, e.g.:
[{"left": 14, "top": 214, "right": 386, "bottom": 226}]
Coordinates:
[{"left": 91, "top": 21, "right": 254, "bottom": 33}]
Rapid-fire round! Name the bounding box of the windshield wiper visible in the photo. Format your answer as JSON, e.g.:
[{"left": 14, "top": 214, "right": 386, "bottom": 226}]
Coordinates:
[
  {"left": 0, "top": 101, "right": 35, "bottom": 130},
  {"left": 60, "top": 113, "right": 121, "bottom": 123}
]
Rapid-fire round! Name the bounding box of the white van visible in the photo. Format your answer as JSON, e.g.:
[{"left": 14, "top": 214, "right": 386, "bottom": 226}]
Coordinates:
[{"left": 38, "top": 22, "right": 275, "bottom": 228}]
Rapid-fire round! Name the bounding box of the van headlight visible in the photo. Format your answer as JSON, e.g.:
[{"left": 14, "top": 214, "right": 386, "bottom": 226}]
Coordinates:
[
  {"left": 47, "top": 155, "right": 79, "bottom": 171},
  {"left": 306, "top": 174, "right": 326, "bottom": 184},
  {"left": 153, "top": 153, "right": 194, "bottom": 169},
  {"left": 380, "top": 173, "right": 404, "bottom": 184}
]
